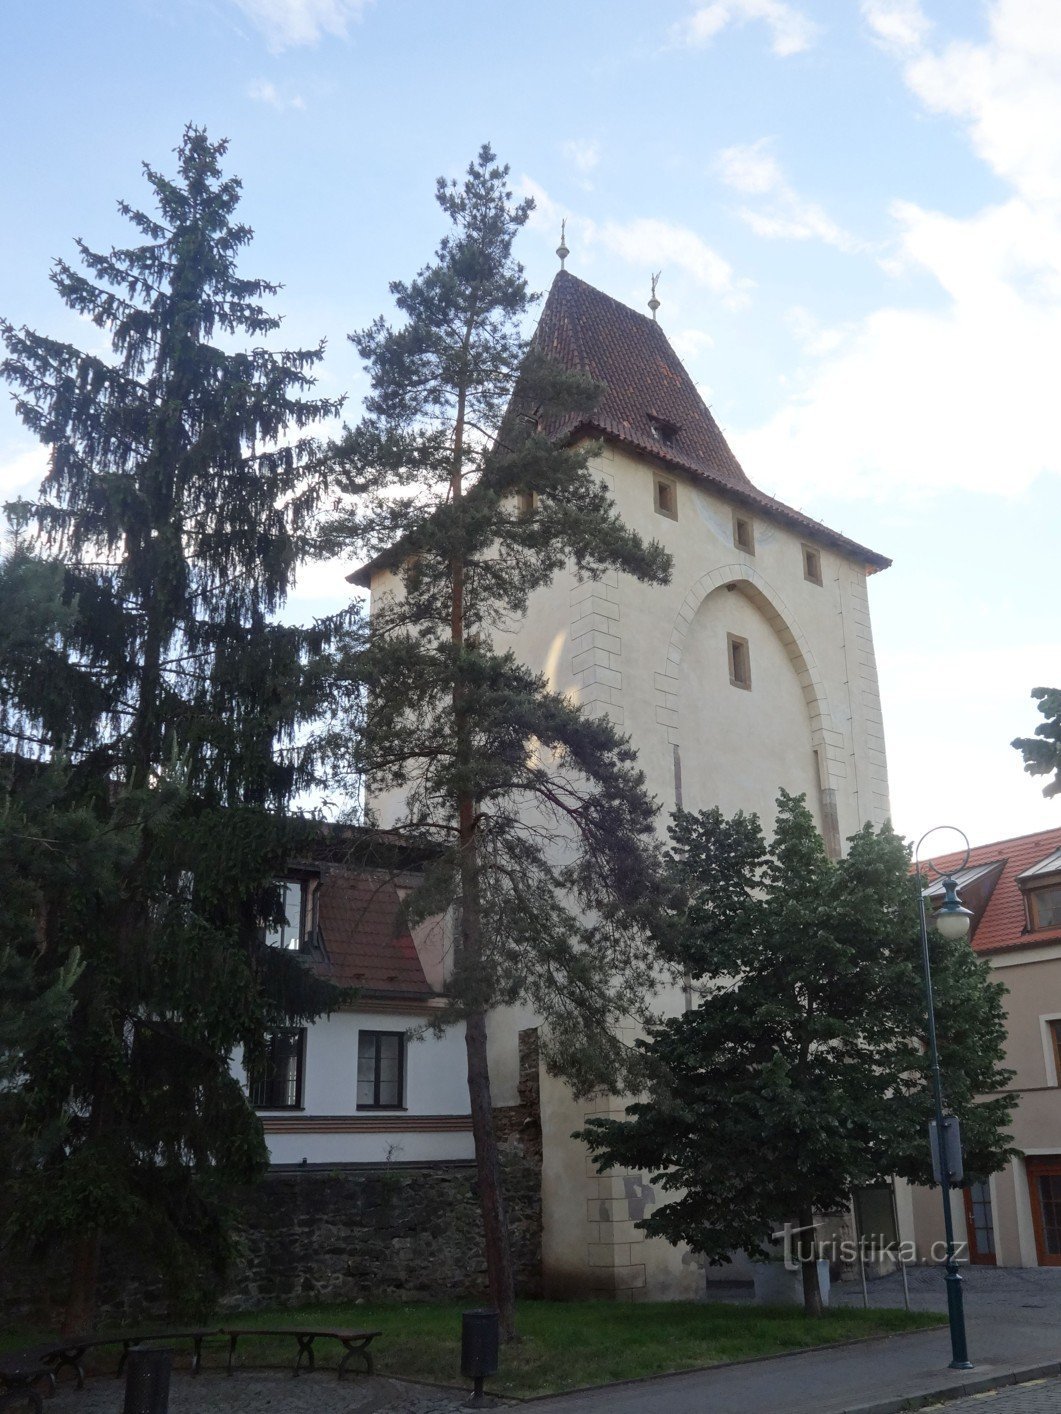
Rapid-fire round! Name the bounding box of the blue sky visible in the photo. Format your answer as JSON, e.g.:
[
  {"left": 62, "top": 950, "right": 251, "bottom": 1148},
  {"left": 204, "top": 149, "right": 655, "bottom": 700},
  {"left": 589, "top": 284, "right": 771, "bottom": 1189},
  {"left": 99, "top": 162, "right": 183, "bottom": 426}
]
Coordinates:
[{"left": 2, "top": 0, "right": 1058, "bottom": 854}]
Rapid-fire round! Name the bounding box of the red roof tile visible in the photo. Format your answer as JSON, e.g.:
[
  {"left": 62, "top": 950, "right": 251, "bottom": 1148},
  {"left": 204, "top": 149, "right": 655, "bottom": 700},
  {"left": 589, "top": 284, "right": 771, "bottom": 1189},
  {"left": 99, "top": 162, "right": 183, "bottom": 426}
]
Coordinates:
[
  {"left": 532, "top": 272, "right": 891, "bottom": 572},
  {"left": 315, "top": 867, "right": 432, "bottom": 995},
  {"left": 921, "top": 825, "right": 1061, "bottom": 955}
]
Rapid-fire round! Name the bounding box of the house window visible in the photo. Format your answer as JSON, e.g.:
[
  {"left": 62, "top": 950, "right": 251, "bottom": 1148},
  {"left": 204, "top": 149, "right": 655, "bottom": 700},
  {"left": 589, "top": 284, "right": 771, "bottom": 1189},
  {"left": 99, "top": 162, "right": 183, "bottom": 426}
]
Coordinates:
[
  {"left": 515, "top": 489, "right": 535, "bottom": 518},
  {"left": 728, "top": 633, "right": 751, "bottom": 690},
  {"left": 654, "top": 474, "right": 678, "bottom": 520},
  {"left": 963, "top": 1180, "right": 997, "bottom": 1265},
  {"left": 264, "top": 878, "right": 306, "bottom": 951},
  {"left": 733, "top": 514, "right": 755, "bottom": 554},
  {"left": 1028, "top": 883, "right": 1061, "bottom": 931},
  {"left": 802, "top": 544, "right": 823, "bottom": 586},
  {"left": 357, "top": 1030, "right": 405, "bottom": 1109},
  {"left": 249, "top": 1029, "right": 305, "bottom": 1109},
  {"left": 1049, "top": 1020, "right": 1061, "bottom": 1084}
]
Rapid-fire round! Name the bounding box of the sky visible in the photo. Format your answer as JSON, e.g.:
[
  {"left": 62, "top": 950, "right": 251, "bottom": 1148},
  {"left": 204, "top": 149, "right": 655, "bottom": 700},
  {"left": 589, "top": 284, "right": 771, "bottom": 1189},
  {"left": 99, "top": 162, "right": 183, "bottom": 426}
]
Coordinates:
[{"left": 1, "top": 0, "right": 1058, "bottom": 857}]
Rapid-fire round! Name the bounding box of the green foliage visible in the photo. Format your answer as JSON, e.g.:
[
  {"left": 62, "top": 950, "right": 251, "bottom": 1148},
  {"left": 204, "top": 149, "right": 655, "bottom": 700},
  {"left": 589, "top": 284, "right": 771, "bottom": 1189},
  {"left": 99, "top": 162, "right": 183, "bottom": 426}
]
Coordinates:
[
  {"left": 580, "top": 792, "right": 1013, "bottom": 1265},
  {"left": 1012, "top": 687, "right": 1061, "bottom": 799},
  {"left": 322, "top": 145, "right": 672, "bottom": 1094},
  {"left": 0, "top": 126, "right": 345, "bottom": 1319}
]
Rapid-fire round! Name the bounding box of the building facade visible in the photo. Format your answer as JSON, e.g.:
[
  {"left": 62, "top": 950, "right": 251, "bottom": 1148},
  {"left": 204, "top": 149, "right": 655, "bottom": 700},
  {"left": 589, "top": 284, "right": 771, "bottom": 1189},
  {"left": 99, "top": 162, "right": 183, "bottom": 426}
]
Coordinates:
[
  {"left": 907, "top": 826, "right": 1061, "bottom": 1268},
  {"left": 358, "top": 270, "right": 895, "bottom": 1300}
]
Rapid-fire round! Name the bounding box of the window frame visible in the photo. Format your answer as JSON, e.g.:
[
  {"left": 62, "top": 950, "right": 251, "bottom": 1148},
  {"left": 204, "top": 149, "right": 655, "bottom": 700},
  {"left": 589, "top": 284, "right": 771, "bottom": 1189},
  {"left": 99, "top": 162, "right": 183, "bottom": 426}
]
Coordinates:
[
  {"left": 1026, "top": 878, "right": 1061, "bottom": 932},
  {"left": 727, "top": 632, "right": 752, "bottom": 691},
  {"left": 248, "top": 1028, "right": 306, "bottom": 1111},
  {"left": 733, "top": 513, "right": 755, "bottom": 555},
  {"left": 356, "top": 1029, "right": 406, "bottom": 1111},
  {"left": 802, "top": 543, "right": 823, "bottom": 586},
  {"left": 653, "top": 473, "right": 678, "bottom": 520},
  {"left": 1026, "top": 1156, "right": 1061, "bottom": 1266}
]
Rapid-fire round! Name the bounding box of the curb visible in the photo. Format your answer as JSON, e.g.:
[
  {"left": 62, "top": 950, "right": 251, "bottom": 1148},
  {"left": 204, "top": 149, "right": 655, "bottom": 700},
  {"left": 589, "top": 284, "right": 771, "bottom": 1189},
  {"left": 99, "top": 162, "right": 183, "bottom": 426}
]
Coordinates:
[
  {"left": 841, "top": 1360, "right": 1061, "bottom": 1414},
  {"left": 514, "top": 1321, "right": 949, "bottom": 1403}
]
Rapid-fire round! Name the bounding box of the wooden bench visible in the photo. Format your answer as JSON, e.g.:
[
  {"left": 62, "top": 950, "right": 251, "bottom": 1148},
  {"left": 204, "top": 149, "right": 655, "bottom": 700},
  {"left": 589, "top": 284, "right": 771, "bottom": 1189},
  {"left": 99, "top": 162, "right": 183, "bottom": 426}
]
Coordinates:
[
  {"left": 38, "top": 1328, "right": 221, "bottom": 1387},
  {"left": 0, "top": 1355, "right": 55, "bottom": 1413},
  {"left": 223, "top": 1327, "right": 382, "bottom": 1378}
]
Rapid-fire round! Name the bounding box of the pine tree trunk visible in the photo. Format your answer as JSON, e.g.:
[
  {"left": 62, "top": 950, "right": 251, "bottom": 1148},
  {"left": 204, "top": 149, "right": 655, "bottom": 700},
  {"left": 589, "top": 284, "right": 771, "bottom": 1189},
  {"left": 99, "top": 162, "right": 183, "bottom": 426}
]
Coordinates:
[
  {"left": 798, "top": 1206, "right": 823, "bottom": 1318},
  {"left": 465, "top": 1008, "right": 517, "bottom": 1339},
  {"left": 63, "top": 1230, "right": 101, "bottom": 1335}
]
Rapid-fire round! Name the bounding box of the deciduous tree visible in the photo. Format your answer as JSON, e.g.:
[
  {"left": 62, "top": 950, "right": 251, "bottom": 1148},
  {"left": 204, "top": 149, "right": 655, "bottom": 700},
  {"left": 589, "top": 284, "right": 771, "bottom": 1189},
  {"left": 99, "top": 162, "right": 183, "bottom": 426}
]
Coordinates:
[{"left": 580, "top": 792, "right": 1013, "bottom": 1316}]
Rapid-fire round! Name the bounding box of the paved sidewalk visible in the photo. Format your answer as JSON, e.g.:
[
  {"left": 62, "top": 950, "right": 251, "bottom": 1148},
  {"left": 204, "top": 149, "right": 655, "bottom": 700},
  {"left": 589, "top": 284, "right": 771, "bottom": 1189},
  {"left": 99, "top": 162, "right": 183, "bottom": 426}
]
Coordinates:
[
  {"left": 924, "top": 1377, "right": 1061, "bottom": 1411},
  {"left": 48, "top": 1370, "right": 482, "bottom": 1412}
]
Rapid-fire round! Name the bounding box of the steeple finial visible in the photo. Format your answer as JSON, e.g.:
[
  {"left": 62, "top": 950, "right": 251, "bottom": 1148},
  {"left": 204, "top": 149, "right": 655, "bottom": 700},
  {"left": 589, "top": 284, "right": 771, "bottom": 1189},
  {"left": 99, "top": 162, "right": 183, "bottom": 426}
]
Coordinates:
[
  {"left": 648, "top": 270, "right": 661, "bottom": 321},
  {"left": 556, "top": 219, "right": 570, "bottom": 271}
]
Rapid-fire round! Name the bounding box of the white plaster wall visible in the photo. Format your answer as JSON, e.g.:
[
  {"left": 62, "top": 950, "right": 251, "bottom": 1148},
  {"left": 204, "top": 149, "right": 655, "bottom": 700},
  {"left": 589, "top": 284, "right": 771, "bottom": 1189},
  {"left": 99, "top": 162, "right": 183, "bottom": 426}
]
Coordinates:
[
  {"left": 297, "top": 1011, "right": 469, "bottom": 1116},
  {"left": 264, "top": 1129, "right": 475, "bottom": 1165}
]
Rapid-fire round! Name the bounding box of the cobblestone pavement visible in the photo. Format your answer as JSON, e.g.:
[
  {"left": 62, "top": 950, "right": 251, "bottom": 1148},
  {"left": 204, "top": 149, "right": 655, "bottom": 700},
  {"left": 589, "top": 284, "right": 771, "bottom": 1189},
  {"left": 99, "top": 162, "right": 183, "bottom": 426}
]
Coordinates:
[
  {"left": 46, "top": 1370, "right": 498, "bottom": 1412},
  {"left": 924, "top": 1375, "right": 1061, "bottom": 1411}
]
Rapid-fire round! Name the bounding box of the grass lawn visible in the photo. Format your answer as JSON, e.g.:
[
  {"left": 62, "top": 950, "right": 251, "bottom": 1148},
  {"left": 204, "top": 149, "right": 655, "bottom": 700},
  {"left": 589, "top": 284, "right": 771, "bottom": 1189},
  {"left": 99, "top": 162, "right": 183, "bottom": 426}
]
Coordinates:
[
  {"left": 0, "top": 1299, "right": 944, "bottom": 1398},
  {"left": 222, "top": 1298, "right": 943, "bottom": 1398}
]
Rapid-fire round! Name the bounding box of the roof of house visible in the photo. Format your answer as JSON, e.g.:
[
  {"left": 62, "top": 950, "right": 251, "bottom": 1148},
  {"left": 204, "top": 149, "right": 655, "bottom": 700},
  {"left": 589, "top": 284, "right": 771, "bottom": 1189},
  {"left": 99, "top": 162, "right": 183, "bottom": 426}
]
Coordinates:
[
  {"left": 530, "top": 272, "right": 890, "bottom": 572},
  {"left": 922, "top": 825, "right": 1061, "bottom": 955},
  {"left": 315, "top": 866, "right": 432, "bottom": 996},
  {"left": 348, "top": 270, "right": 890, "bottom": 587}
]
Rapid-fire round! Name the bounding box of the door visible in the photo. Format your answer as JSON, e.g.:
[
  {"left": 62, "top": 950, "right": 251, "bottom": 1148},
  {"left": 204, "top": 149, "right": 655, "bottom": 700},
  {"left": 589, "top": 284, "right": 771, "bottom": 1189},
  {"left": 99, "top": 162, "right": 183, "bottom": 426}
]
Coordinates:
[
  {"left": 1026, "top": 1157, "right": 1061, "bottom": 1266},
  {"left": 962, "top": 1180, "right": 997, "bottom": 1265}
]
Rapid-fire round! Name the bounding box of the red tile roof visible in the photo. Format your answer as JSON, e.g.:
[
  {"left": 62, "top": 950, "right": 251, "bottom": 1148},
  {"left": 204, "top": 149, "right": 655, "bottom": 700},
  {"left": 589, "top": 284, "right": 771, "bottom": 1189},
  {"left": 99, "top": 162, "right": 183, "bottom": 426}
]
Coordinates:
[
  {"left": 315, "top": 867, "right": 432, "bottom": 995},
  {"left": 532, "top": 272, "right": 891, "bottom": 572},
  {"left": 923, "top": 825, "right": 1061, "bottom": 955}
]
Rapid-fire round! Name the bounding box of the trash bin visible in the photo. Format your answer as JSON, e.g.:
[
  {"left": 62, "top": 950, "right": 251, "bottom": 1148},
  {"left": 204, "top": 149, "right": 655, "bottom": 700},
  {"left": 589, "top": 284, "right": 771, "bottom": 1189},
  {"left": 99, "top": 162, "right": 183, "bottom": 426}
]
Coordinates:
[
  {"left": 460, "top": 1309, "right": 499, "bottom": 1403},
  {"left": 122, "top": 1347, "right": 171, "bottom": 1414}
]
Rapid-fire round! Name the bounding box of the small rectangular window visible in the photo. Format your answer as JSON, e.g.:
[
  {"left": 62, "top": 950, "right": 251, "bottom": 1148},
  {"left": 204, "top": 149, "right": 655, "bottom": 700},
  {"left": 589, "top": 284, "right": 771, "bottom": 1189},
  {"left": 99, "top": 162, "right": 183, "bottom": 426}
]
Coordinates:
[
  {"left": 515, "top": 489, "right": 535, "bottom": 518},
  {"left": 249, "top": 1029, "right": 305, "bottom": 1109},
  {"left": 802, "top": 544, "right": 823, "bottom": 586},
  {"left": 654, "top": 475, "right": 678, "bottom": 520},
  {"left": 733, "top": 514, "right": 755, "bottom": 554},
  {"left": 357, "top": 1030, "right": 405, "bottom": 1109},
  {"left": 728, "top": 633, "right": 751, "bottom": 690}
]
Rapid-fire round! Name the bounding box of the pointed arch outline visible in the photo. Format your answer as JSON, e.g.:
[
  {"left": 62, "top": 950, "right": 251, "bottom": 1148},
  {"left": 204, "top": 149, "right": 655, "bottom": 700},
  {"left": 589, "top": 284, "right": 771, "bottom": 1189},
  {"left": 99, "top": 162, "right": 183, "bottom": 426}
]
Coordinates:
[{"left": 654, "top": 562, "right": 847, "bottom": 798}]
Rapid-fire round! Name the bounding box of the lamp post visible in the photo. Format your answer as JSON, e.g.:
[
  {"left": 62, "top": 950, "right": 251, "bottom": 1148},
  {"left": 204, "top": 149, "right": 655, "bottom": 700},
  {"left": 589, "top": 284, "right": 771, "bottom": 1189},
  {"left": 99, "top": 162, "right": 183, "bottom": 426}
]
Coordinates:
[{"left": 914, "top": 827, "right": 975, "bottom": 1371}]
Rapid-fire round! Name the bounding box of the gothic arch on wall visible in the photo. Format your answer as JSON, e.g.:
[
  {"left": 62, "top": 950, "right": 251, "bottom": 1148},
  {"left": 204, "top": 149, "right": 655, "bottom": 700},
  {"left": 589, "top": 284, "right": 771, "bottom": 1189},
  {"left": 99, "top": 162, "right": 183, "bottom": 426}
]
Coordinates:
[{"left": 654, "top": 563, "right": 847, "bottom": 841}]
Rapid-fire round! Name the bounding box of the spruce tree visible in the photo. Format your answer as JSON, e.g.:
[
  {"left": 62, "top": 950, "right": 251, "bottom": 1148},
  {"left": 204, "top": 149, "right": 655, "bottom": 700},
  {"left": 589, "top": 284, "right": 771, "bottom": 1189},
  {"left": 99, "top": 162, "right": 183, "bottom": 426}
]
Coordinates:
[
  {"left": 580, "top": 792, "right": 1014, "bottom": 1316},
  {"left": 323, "top": 146, "right": 672, "bottom": 1336},
  {"left": 0, "top": 127, "right": 344, "bottom": 1330}
]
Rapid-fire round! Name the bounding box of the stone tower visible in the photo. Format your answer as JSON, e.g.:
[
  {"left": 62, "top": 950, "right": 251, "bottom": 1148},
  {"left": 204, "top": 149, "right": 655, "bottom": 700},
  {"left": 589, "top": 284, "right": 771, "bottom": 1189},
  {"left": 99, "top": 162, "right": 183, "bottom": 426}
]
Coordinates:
[{"left": 357, "top": 269, "right": 892, "bottom": 1300}]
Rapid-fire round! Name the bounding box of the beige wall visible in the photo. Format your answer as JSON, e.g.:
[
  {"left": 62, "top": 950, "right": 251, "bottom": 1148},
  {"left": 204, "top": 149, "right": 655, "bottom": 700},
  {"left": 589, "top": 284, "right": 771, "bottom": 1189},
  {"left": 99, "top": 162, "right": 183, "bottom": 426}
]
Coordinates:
[{"left": 368, "top": 442, "right": 893, "bottom": 1298}]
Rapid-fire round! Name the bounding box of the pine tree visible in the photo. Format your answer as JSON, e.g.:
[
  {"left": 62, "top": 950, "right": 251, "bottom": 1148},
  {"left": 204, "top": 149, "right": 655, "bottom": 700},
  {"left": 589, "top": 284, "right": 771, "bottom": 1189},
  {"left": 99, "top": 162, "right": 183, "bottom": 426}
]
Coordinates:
[
  {"left": 322, "top": 146, "right": 672, "bottom": 1336},
  {"left": 1012, "top": 687, "right": 1061, "bottom": 799},
  {"left": 0, "top": 127, "right": 345, "bottom": 1330},
  {"left": 580, "top": 792, "right": 1014, "bottom": 1316}
]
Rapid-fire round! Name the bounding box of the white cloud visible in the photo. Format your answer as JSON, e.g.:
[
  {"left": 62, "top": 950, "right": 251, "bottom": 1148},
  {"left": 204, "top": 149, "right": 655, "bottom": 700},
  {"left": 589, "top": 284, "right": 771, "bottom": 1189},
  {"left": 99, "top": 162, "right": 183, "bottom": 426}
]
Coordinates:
[
  {"left": 519, "top": 177, "right": 754, "bottom": 309},
  {"left": 247, "top": 79, "right": 306, "bottom": 111},
  {"left": 716, "top": 139, "right": 864, "bottom": 251},
  {"left": 672, "top": 0, "right": 820, "bottom": 57},
  {"left": 562, "top": 139, "right": 600, "bottom": 175},
  {"left": 231, "top": 0, "right": 371, "bottom": 52},
  {"left": 860, "top": 0, "right": 931, "bottom": 52},
  {"left": 731, "top": 2, "right": 1061, "bottom": 505}
]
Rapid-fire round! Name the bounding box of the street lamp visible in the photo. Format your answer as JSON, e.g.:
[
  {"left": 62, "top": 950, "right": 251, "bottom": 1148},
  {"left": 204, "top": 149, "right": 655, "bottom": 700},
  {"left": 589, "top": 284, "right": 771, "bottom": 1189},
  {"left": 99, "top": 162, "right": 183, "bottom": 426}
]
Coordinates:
[{"left": 914, "top": 827, "right": 975, "bottom": 1371}]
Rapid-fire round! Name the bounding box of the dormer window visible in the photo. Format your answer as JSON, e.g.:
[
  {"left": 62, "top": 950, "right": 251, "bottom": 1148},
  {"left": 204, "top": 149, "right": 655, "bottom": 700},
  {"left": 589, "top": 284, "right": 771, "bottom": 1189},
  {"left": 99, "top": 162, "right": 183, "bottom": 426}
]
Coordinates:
[
  {"left": 1016, "top": 848, "right": 1061, "bottom": 933},
  {"left": 264, "top": 876, "right": 318, "bottom": 952},
  {"left": 648, "top": 415, "right": 679, "bottom": 446}
]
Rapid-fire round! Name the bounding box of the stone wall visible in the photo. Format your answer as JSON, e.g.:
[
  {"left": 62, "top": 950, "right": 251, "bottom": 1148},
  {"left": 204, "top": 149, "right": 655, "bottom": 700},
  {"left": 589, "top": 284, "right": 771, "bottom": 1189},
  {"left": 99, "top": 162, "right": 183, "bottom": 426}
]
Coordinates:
[{"left": 0, "top": 1036, "right": 542, "bottom": 1326}]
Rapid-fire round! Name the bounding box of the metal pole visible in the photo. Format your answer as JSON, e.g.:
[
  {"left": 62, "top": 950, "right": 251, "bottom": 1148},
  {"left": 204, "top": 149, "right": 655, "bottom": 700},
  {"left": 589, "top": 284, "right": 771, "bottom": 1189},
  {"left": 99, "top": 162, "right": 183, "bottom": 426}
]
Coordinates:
[
  {"left": 916, "top": 875, "right": 972, "bottom": 1369},
  {"left": 899, "top": 1250, "right": 910, "bottom": 1312}
]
